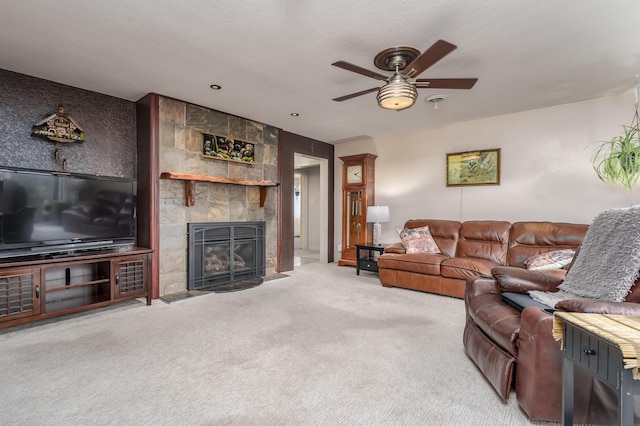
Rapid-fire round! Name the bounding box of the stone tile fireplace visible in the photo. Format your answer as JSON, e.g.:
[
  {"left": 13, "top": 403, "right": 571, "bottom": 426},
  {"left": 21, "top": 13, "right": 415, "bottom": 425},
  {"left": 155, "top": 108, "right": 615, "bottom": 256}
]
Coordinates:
[
  {"left": 188, "top": 221, "right": 265, "bottom": 291},
  {"left": 157, "top": 96, "right": 278, "bottom": 296}
]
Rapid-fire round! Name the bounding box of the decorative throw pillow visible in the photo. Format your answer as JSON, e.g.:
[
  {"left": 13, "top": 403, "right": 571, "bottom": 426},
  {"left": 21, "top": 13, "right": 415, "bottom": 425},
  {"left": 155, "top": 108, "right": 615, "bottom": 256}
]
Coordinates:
[
  {"left": 525, "top": 249, "right": 576, "bottom": 270},
  {"left": 78, "top": 202, "right": 96, "bottom": 215},
  {"left": 396, "top": 226, "right": 441, "bottom": 254}
]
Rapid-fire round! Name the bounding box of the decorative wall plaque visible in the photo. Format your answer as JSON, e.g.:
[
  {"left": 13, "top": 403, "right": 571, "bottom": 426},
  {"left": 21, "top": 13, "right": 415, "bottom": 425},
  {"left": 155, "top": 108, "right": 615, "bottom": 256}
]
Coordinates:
[
  {"left": 202, "top": 132, "right": 254, "bottom": 163},
  {"left": 31, "top": 106, "right": 85, "bottom": 143}
]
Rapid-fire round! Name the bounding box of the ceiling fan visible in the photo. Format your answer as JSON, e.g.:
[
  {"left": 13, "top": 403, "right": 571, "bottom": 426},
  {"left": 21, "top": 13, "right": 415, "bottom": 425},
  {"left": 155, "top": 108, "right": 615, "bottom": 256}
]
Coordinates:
[{"left": 332, "top": 39, "right": 477, "bottom": 111}]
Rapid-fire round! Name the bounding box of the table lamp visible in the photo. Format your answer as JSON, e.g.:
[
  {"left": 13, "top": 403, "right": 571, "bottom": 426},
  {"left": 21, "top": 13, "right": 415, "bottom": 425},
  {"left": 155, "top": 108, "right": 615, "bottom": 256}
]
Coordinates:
[{"left": 367, "top": 205, "right": 390, "bottom": 246}]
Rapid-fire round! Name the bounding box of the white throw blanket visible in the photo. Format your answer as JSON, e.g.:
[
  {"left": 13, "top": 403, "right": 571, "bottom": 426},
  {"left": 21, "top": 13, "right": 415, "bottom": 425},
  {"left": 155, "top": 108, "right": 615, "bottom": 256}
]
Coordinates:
[{"left": 529, "top": 205, "right": 640, "bottom": 308}]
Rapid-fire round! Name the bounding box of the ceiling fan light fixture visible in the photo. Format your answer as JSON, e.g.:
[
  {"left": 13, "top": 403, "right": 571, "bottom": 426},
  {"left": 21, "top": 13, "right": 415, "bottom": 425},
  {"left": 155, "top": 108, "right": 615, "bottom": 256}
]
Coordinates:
[
  {"left": 376, "top": 74, "right": 418, "bottom": 111},
  {"left": 333, "top": 40, "right": 475, "bottom": 109}
]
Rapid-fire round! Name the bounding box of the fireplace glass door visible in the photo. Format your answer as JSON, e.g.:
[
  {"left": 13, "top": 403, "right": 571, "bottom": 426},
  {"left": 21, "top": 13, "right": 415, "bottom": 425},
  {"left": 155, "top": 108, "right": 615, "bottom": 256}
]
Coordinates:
[{"left": 188, "top": 222, "right": 265, "bottom": 291}]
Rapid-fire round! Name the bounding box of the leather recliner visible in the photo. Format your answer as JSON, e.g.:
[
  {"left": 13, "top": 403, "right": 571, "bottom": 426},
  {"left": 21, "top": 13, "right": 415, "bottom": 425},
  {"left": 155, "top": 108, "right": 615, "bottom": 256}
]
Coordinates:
[{"left": 464, "top": 266, "right": 640, "bottom": 422}]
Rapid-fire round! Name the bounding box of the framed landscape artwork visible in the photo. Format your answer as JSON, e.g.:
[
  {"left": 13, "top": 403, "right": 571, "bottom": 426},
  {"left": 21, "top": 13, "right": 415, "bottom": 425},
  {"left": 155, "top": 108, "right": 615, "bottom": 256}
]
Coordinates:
[{"left": 446, "top": 148, "right": 500, "bottom": 186}]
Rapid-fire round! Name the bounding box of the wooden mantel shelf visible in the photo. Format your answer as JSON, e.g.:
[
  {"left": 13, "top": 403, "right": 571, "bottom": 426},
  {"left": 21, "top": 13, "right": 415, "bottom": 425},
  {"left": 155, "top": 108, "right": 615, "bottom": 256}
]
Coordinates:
[{"left": 160, "top": 172, "right": 280, "bottom": 207}]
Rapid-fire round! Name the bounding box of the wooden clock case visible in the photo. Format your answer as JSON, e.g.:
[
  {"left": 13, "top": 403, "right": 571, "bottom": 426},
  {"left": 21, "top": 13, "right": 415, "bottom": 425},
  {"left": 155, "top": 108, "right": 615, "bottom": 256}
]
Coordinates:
[{"left": 338, "top": 153, "right": 377, "bottom": 266}]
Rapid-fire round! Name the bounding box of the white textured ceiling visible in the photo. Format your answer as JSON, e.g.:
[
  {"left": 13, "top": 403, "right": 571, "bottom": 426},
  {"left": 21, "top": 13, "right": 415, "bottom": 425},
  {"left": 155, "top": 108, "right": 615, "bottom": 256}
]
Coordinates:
[{"left": 1, "top": 1, "right": 639, "bottom": 143}]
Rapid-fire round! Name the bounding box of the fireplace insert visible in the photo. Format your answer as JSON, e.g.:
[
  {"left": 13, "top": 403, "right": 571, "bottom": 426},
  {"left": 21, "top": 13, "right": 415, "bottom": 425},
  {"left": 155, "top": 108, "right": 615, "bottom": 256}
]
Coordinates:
[{"left": 188, "top": 221, "right": 265, "bottom": 291}]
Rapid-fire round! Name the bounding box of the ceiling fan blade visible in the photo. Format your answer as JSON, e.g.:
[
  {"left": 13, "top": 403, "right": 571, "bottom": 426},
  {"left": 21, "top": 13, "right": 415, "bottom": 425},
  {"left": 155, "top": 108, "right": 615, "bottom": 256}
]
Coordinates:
[
  {"left": 414, "top": 78, "right": 478, "bottom": 89},
  {"left": 332, "top": 87, "right": 380, "bottom": 102},
  {"left": 402, "top": 40, "right": 457, "bottom": 78},
  {"left": 332, "top": 61, "right": 389, "bottom": 81}
]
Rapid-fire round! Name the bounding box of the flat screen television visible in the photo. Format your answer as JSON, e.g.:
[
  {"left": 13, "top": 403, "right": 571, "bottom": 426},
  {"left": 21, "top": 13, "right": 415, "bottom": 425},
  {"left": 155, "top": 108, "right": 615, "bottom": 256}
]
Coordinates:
[{"left": 0, "top": 167, "right": 136, "bottom": 258}]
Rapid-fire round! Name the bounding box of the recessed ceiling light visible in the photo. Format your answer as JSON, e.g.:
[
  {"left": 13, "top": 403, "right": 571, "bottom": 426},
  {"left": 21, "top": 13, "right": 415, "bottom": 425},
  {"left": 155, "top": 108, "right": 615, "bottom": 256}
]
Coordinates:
[
  {"left": 210, "top": 84, "right": 222, "bottom": 90},
  {"left": 290, "top": 112, "right": 300, "bottom": 117}
]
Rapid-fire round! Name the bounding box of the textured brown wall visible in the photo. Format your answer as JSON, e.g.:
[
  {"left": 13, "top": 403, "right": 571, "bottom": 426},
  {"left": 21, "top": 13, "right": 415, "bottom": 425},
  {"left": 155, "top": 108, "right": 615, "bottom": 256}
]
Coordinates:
[
  {"left": 0, "top": 68, "right": 136, "bottom": 178},
  {"left": 136, "top": 94, "right": 160, "bottom": 298},
  {"left": 278, "top": 131, "right": 334, "bottom": 271}
]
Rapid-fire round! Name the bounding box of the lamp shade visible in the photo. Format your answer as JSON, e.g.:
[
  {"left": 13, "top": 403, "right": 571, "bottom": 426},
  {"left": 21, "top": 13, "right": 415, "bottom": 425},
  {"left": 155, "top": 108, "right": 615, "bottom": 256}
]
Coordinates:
[
  {"left": 377, "top": 83, "right": 417, "bottom": 110},
  {"left": 366, "top": 205, "right": 390, "bottom": 223},
  {"left": 376, "top": 73, "right": 417, "bottom": 111}
]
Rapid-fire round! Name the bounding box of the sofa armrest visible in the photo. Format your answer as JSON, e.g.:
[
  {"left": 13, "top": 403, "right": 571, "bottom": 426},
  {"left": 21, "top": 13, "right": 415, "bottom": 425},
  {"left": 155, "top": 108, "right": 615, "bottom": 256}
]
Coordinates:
[
  {"left": 492, "top": 266, "right": 564, "bottom": 294},
  {"left": 519, "top": 306, "right": 556, "bottom": 346},
  {"left": 465, "top": 276, "right": 501, "bottom": 298},
  {"left": 383, "top": 243, "right": 406, "bottom": 254},
  {"left": 555, "top": 298, "right": 640, "bottom": 315},
  {"left": 515, "top": 306, "right": 564, "bottom": 419}
]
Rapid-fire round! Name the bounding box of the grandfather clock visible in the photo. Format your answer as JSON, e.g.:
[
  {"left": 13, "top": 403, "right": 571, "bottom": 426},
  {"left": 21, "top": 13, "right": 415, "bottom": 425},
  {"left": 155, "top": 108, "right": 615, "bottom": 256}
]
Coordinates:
[{"left": 338, "top": 153, "right": 377, "bottom": 266}]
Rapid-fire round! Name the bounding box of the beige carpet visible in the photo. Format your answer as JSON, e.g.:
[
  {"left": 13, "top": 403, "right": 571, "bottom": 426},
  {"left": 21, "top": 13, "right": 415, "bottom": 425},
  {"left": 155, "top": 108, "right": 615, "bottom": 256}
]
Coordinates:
[{"left": 0, "top": 262, "right": 553, "bottom": 425}]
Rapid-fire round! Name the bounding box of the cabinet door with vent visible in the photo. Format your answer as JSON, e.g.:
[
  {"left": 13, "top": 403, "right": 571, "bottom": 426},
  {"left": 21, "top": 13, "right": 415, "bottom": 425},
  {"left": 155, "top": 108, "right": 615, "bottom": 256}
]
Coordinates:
[
  {"left": 0, "top": 267, "right": 41, "bottom": 322},
  {"left": 113, "top": 256, "right": 148, "bottom": 299}
]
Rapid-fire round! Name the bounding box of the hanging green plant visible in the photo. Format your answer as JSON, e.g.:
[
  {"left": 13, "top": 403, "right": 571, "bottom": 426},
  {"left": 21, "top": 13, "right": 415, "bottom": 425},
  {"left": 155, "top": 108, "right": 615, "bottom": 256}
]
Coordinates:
[{"left": 592, "top": 101, "right": 640, "bottom": 192}]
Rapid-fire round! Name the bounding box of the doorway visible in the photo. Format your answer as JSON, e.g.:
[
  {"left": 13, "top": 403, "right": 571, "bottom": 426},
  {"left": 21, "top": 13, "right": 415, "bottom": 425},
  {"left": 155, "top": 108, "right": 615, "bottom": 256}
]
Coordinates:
[
  {"left": 277, "top": 130, "right": 334, "bottom": 273},
  {"left": 294, "top": 153, "right": 329, "bottom": 267}
]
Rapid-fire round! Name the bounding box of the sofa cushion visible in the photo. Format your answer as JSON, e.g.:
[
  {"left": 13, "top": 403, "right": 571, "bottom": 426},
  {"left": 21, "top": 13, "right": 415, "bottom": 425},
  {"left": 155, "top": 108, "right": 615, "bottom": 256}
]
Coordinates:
[
  {"left": 378, "top": 253, "right": 447, "bottom": 276},
  {"left": 456, "top": 220, "right": 511, "bottom": 264},
  {"left": 397, "top": 226, "right": 441, "bottom": 254},
  {"left": 525, "top": 249, "right": 575, "bottom": 270},
  {"left": 402, "top": 219, "right": 461, "bottom": 258},
  {"left": 440, "top": 257, "right": 499, "bottom": 280},
  {"left": 507, "top": 222, "right": 588, "bottom": 268},
  {"left": 383, "top": 242, "right": 406, "bottom": 254}
]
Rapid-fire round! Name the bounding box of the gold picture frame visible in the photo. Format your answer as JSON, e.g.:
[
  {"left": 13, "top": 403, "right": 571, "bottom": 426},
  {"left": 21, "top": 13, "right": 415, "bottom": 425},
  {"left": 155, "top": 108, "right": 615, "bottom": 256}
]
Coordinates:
[{"left": 446, "top": 148, "right": 500, "bottom": 186}]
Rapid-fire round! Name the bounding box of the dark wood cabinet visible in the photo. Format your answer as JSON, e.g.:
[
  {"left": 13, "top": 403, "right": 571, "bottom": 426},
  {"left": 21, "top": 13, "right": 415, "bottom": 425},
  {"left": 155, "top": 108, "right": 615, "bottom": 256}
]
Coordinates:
[
  {"left": 0, "top": 267, "right": 41, "bottom": 321},
  {"left": 0, "top": 248, "right": 152, "bottom": 328},
  {"left": 114, "top": 255, "right": 148, "bottom": 299}
]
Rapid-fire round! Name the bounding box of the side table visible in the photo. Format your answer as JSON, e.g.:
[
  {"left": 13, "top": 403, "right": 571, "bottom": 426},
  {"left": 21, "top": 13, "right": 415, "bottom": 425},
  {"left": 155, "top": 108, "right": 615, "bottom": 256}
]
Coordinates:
[
  {"left": 355, "top": 244, "right": 386, "bottom": 275},
  {"left": 553, "top": 312, "right": 640, "bottom": 425}
]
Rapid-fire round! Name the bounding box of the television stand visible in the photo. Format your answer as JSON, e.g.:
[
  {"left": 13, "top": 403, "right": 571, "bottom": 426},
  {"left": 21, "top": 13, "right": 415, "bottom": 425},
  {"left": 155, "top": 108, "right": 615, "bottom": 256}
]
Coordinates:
[{"left": 0, "top": 247, "right": 152, "bottom": 328}]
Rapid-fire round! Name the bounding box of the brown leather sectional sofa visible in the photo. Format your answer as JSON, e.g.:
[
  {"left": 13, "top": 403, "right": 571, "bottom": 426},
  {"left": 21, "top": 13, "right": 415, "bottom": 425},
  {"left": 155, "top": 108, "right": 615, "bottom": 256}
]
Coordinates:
[
  {"left": 379, "top": 218, "right": 640, "bottom": 421},
  {"left": 378, "top": 219, "right": 587, "bottom": 298}
]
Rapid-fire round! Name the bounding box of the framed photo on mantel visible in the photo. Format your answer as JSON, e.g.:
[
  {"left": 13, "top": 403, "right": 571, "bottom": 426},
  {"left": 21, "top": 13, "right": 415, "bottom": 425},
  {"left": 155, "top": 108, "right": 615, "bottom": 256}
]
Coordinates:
[{"left": 446, "top": 148, "right": 500, "bottom": 187}]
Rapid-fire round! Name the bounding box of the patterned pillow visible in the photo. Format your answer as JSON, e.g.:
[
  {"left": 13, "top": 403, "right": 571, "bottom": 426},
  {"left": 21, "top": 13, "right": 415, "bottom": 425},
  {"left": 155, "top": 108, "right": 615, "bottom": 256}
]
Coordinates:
[
  {"left": 525, "top": 249, "right": 576, "bottom": 270},
  {"left": 396, "top": 226, "right": 441, "bottom": 254}
]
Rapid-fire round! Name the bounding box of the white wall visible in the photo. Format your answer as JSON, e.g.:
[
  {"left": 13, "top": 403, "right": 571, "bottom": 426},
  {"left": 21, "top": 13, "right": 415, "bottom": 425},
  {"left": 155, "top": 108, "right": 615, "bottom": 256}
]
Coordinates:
[
  {"left": 293, "top": 173, "right": 301, "bottom": 238},
  {"left": 295, "top": 153, "right": 329, "bottom": 261},
  {"left": 306, "top": 166, "right": 321, "bottom": 251},
  {"left": 334, "top": 91, "right": 640, "bottom": 259}
]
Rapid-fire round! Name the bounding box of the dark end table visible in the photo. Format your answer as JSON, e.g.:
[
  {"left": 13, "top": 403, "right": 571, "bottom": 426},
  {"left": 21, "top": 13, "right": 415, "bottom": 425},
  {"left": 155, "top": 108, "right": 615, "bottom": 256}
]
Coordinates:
[
  {"left": 355, "top": 244, "right": 386, "bottom": 275},
  {"left": 555, "top": 312, "right": 640, "bottom": 425}
]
